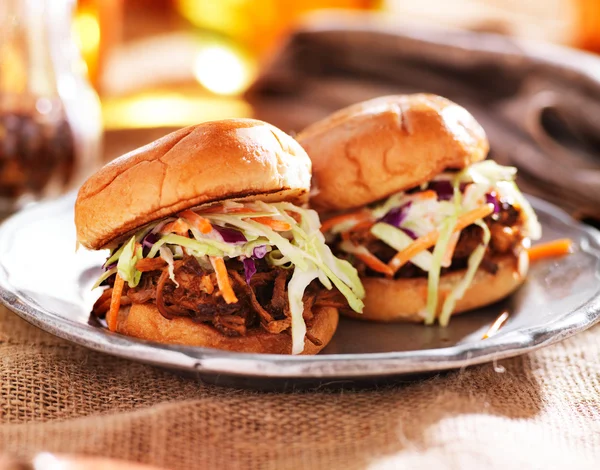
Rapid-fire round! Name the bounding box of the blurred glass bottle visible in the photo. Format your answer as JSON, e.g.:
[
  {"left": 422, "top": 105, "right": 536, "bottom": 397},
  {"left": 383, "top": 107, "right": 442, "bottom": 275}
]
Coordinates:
[{"left": 0, "top": 0, "right": 102, "bottom": 214}]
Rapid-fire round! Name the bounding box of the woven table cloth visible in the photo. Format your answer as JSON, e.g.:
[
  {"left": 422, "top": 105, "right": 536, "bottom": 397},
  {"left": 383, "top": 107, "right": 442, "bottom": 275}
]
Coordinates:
[{"left": 1, "top": 305, "right": 599, "bottom": 469}]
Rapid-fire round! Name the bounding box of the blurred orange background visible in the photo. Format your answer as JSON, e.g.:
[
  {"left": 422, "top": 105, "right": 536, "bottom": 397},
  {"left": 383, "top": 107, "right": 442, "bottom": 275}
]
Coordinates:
[{"left": 72, "top": 0, "right": 600, "bottom": 132}]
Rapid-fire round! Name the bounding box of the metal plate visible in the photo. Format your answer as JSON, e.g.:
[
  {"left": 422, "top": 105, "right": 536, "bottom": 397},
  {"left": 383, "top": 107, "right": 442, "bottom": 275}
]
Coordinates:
[{"left": 0, "top": 193, "right": 599, "bottom": 390}]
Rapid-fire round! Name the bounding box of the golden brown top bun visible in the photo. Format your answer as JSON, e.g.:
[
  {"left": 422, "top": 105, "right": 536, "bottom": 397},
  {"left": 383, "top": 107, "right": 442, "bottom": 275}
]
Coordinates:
[
  {"left": 75, "top": 119, "right": 311, "bottom": 249},
  {"left": 297, "top": 94, "right": 489, "bottom": 212},
  {"left": 345, "top": 251, "right": 528, "bottom": 323},
  {"left": 116, "top": 303, "right": 339, "bottom": 355}
]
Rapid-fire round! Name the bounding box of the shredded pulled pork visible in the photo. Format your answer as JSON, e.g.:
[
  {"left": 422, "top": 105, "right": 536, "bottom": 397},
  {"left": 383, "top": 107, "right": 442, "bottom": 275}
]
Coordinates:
[
  {"left": 92, "top": 256, "right": 341, "bottom": 343},
  {"left": 336, "top": 202, "right": 525, "bottom": 279}
]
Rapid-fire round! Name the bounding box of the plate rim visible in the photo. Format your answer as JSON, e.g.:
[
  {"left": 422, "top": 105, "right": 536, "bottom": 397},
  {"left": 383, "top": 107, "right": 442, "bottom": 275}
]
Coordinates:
[{"left": 1, "top": 193, "right": 599, "bottom": 379}]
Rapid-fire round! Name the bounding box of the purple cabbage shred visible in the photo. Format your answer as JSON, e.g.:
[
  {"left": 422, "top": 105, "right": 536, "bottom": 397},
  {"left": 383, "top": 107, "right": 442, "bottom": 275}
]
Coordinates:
[
  {"left": 243, "top": 258, "right": 257, "bottom": 284},
  {"left": 103, "top": 262, "right": 117, "bottom": 272},
  {"left": 253, "top": 245, "right": 267, "bottom": 259},
  {"left": 427, "top": 181, "right": 469, "bottom": 200},
  {"left": 142, "top": 232, "right": 158, "bottom": 249},
  {"left": 485, "top": 192, "right": 501, "bottom": 214},
  {"left": 428, "top": 180, "right": 454, "bottom": 200},
  {"left": 242, "top": 246, "right": 267, "bottom": 283},
  {"left": 380, "top": 201, "right": 412, "bottom": 227},
  {"left": 213, "top": 226, "right": 246, "bottom": 244},
  {"left": 401, "top": 227, "right": 418, "bottom": 240}
]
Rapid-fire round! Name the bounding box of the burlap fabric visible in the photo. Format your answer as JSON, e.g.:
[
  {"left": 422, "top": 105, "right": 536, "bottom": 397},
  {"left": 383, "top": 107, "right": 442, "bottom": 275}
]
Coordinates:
[{"left": 1, "top": 304, "right": 599, "bottom": 469}]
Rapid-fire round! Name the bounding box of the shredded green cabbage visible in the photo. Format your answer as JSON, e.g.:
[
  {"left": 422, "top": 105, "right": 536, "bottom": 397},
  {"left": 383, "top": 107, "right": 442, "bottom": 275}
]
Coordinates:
[
  {"left": 148, "top": 234, "right": 231, "bottom": 258},
  {"left": 453, "top": 160, "right": 517, "bottom": 186},
  {"left": 117, "top": 236, "right": 143, "bottom": 287},
  {"left": 266, "top": 249, "right": 292, "bottom": 267},
  {"left": 92, "top": 267, "right": 117, "bottom": 289},
  {"left": 311, "top": 240, "right": 364, "bottom": 299},
  {"left": 225, "top": 217, "right": 310, "bottom": 271},
  {"left": 104, "top": 243, "right": 126, "bottom": 267},
  {"left": 370, "top": 193, "right": 406, "bottom": 219},
  {"left": 425, "top": 216, "right": 457, "bottom": 325},
  {"left": 288, "top": 266, "right": 319, "bottom": 354},
  {"left": 439, "top": 220, "right": 491, "bottom": 326},
  {"left": 159, "top": 246, "right": 178, "bottom": 287}
]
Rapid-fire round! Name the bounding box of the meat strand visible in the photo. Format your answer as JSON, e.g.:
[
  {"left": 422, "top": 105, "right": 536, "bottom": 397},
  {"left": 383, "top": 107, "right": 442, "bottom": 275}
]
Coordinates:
[
  {"left": 229, "top": 270, "right": 275, "bottom": 324},
  {"left": 136, "top": 257, "right": 168, "bottom": 272},
  {"left": 156, "top": 270, "right": 176, "bottom": 319},
  {"left": 270, "top": 270, "right": 287, "bottom": 312}
]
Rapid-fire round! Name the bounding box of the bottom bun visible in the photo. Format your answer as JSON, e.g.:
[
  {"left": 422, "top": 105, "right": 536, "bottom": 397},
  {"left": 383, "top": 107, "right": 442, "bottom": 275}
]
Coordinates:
[
  {"left": 345, "top": 251, "right": 529, "bottom": 322},
  {"left": 116, "top": 303, "right": 339, "bottom": 355}
]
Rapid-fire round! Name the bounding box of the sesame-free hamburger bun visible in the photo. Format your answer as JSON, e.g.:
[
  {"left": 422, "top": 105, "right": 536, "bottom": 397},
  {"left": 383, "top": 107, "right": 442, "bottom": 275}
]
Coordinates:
[
  {"left": 116, "top": 303, "right": 338, "bottom": 355},
  {"left": 76, "top": 118, "right": 312, "bottom": 250},
  {"left": 298, "top": 94, "right": 488, "bottom": 213}
]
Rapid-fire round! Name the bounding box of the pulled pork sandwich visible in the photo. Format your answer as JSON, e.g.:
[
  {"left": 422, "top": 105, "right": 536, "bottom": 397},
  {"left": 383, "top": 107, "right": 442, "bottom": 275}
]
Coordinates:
[
  {"left": 297, "top": 94, "right": 541, "bottom": 326},
  {"left": 75, "top": 119, "right": 364, "bottom": 354}
]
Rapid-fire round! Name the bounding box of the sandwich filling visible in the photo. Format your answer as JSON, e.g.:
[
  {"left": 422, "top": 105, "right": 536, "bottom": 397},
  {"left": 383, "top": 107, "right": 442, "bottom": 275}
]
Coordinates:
[
  {"left": 92, "top": 201, "right": 364, "bottom": 354},
  {"left": 322, "top": 161, "right": 541, "bottom": 326}
]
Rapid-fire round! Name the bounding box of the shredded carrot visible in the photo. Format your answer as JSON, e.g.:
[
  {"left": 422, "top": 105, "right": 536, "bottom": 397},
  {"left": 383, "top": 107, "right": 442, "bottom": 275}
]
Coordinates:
[
  {"left": 355, "top": 251, "right": 394, "bottom": 277},
  {"left": 224, "top": 207, "right": 260, "bottom": 213},
  {"left": 320, "top": 210, "right": 373, "bottom": 233},
  {"left": 199, "top": 204, "right": 259, "bottom": 214},
  {"left": 441, "top": 232, "right": 461, "bottom": 268},
  {"left": 160, "top": 222, "right": 175, "bottom": 233},
  {"left": 209, "top": 257, "right": 238, "bottom": 304},
  {"left": 351, "top": 220, "right": 375, "bottom": 233},
  {"left": 248, "top": 217, "right": 292, "bottom": 231},
  {"left": 410, "top": 190, "right": 437, "bottom": 201},
  {"left": 107, "top": 274, "right": 125, "bottom": 332},
  {"left": 388, "top": 230, "right": 438, "bottom": 273},
  {"left": 286, "top": 210, "right": 302, "bottom": 223},
  {"left": 201, "top": 275, "right": 214, "bottom": 294},
  {"left": 161, "top": 218, "right": 190, "bottom": 236},
  {"left": 388, "top": 204, "right": 495, "bottom": 273},
  {"left": 180, "top": 210, "right": 212, "bottom": 233},
  {"left": 454, "top": 204, "right": 495, "bottom": 232},
  {"left": 528, "top": 238, "right": 573, "bottom": 262}
]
